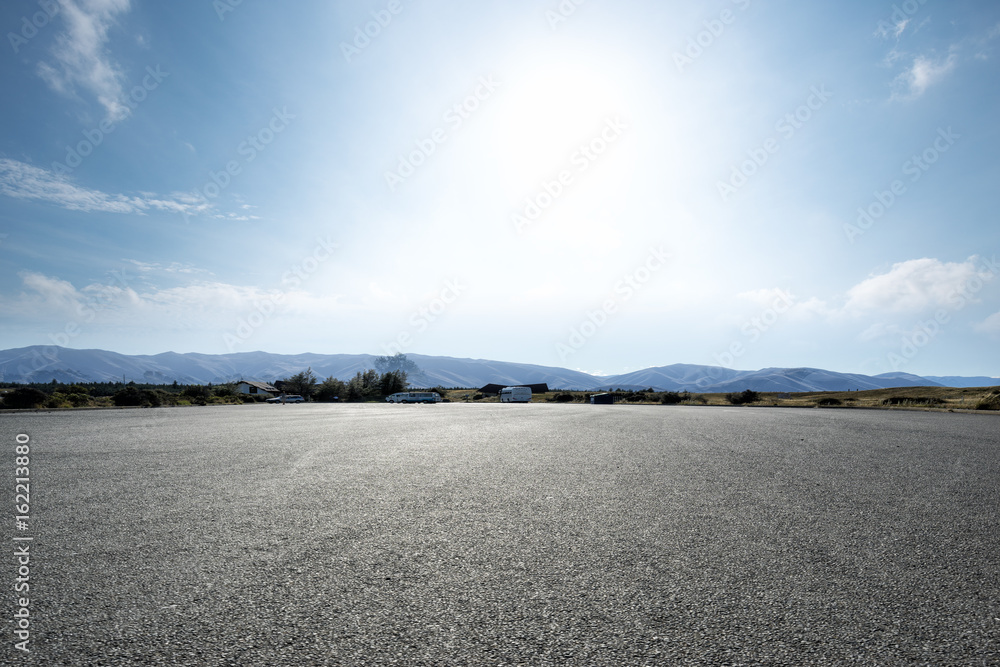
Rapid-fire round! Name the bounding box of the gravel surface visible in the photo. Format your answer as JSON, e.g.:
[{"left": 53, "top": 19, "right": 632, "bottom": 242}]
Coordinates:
[{"left": 2, "top": 404, "right": 999, "bottom": 665}]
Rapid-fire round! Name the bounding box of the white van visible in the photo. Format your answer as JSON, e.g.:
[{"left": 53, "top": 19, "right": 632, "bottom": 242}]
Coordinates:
[
  {"left": 386, "top": 392, "right": 442, "bottom": 404},
  {"left": 500, "top": 386, "right": 532, "bottom": 403}
]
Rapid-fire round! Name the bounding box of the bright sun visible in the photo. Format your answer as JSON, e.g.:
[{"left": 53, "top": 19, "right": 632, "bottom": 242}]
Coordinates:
[{"left": 490, "top": 57, "right": 626, "bottom": 193}]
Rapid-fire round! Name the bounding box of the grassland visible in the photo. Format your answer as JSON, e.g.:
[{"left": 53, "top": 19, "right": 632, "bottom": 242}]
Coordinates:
[
  {"left": 4, "top": 385, "right": 998, "bottom": 412},
  {"left": 446, "top": 386, "right": 1000, "bottom": 412}
]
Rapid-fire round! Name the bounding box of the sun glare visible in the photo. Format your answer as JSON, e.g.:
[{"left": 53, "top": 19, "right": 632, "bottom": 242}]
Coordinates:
[{"left": 490, "top": 59, "right": 626, "bottom": 192}]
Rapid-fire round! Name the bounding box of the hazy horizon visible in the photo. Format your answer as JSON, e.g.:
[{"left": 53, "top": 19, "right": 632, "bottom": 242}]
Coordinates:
[{"left": 4, "top": 344, "right": 999, "bottom": 386}]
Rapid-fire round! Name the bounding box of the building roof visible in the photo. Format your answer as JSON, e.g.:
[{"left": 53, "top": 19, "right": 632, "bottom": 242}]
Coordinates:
[{"left": 239, "top": 380, "right": 279, "bottom": 392}]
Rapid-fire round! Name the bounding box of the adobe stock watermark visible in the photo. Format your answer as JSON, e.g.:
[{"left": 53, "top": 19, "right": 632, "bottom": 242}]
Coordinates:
[
  {"left": 184, "top": 107, "right": 294, "bottom": 222},
  {"left": 887, "top": 255, "right": 998, "bottom": 370},
  {"left": 513, "top": 116, "right": 628, "bottom": 234},
  {"left": 713, "top": 290, "right": 796, "bottom": 368},
  {"left": 50, "top": 66, "right": 170, "bottom": 176},
  {"left": 13, "top": 433, "right": 34, "bottom": 654},
  {"left": 384, "top": 75, "right": 499, "bottom": 192},
  {"left": 7, "top": 0, "right": 63, "bottom": 54},
  {"left": 556, "top": 247, "right": 669, "bottom": 360},
  {"left": 546, "top": 0, "right": 587, "bottom": 30},
  {"left": 223, "top": 236, "right": 338, "bottom": 351},
  {"left": 674, "top": 0, "right": 752, "bottom": 73},
  {"left": 876, "top": 0, "right": 930, "bottom": 38},
  {"left": 382, "top": 279, "right": 467, "bottom": 356},
  {"left": 340, "top": 0, "right": 404, "bottom": 63},
  {"left": 844, "top": 127, "right": 959, "bottom": 244},
  {"left": 214, "top": 0, "right": 244, "bottom": 21},
  {"left": 717, "top": 85, "right": 832, "bottom": 202}
]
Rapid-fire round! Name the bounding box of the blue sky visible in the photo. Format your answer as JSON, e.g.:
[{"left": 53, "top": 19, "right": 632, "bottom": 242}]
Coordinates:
[{"left": 1, "top": 0, "right": 998, "bottom": 377}]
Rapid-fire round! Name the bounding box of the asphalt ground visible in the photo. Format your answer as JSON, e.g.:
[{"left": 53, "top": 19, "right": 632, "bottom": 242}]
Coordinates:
[{"left": 2, "top": 404, "right": 999, "bottom": 666}]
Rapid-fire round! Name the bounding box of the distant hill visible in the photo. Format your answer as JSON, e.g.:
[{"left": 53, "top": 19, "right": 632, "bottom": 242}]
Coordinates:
[
  {"left": 0, "top": 347, "right": 596, "bottom": 389},
  {"left": 923, "top": 376, "right": 1000, "bottom": 388},
  {"left": 595, "top": 364, "right": 744, "bottom": 391},
  {"left": 692, "top": 368, "right": 942, "bottom": 393},
  {"left": 0, "top": 346, "right": 995, "bottom": 392},
  {"left": 404, "top": 354, "right": 600, "bottom": 390},
  {"left": 0, "top": 347, "right": 377, "bottom": 386},
  {"left": 596, "top": 366, "right": 952, "bottom": 393}
]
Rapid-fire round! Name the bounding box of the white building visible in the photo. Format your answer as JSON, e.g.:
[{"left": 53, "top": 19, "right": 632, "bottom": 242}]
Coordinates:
[{"left": 237, "top": 380, "right": 278, "bottom": 397}]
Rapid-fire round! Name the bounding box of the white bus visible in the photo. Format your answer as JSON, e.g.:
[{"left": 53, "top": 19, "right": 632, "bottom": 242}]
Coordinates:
[
  {"left": 386, "top": 392, "right": 442, "bottom": 404},
  {"left": 500, "top": 386, "right": 532, "bottom": 403}
]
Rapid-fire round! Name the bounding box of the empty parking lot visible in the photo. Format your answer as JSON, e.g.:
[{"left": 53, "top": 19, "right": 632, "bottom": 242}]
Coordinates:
[{"left": 3, "top": 404, "right": 999, "bottom": 665}]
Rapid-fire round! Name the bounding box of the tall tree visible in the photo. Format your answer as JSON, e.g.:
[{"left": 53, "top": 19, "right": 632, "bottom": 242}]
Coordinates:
[
  {"left": 380, "top": 370, "right": 408, "bottom": 396},
  {"left": 315, "top": 376, "right": 346, "bottom": 402},
  {"left": 373, "top": 353, "right": 419, "bottom": 376},
  {"left": 284, "top": 367, "right": 317, "bottom": 398}
]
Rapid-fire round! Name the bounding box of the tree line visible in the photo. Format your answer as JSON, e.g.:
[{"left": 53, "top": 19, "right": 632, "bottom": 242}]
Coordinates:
[
  {"left": 0, "top": 354, "right": 425, "bottom": 409},
  {"left": 280, "top": 367, "right": 409, "bottom": 402}
]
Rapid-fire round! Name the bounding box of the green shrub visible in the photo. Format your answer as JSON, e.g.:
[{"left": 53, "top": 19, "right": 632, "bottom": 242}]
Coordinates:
[
  {"left": 44, "top": 393, "right": 72, "bottom": 409},
  {"left": 816, "top": 397, "right": 842, "bottom": 406},
  {"left": 113, "top": 386, "right": 146, "bottom": 406},
  {"left": 182, "top": 386, "right": 210, "bottom": 404},
  {"left": 213, "top": 384, "right": 237, "bottom": 398},
  {"left": 146, "top": 389, "right": 173, "bottom": 407},
  {"left": 727, "top": 389, "right": 760, "bottom": 405},
  {"left": 660, "top": 391, "right": 688, "bottom": 405},
  {"left": 66, "top": 392, "right": 91, "bottom": 407},
  {"left": 2, "top": 388, "right": 48, "bottom": 409}
]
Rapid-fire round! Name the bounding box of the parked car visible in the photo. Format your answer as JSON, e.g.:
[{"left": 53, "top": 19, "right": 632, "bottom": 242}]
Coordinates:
[
  {"left": 386, "top": 392, "right": 442, "bottom": 403},
  {"left": 266, "top": 394, "right": 305, "bottom": 403}
]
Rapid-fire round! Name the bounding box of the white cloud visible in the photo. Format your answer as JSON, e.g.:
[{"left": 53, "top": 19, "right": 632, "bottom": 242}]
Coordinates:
[
  {"left": 20, "top": 272, "right": 82, "bottom": 310},
  {"left": 843, "top": 257, "right": 987, "bottom": 315},
  {"left": 36, "top": 0, "right": 133, "bottom": 123},
  {"left": 893, "top": 53, "right": 958, "bottom": 100},
  {"left": 882, "top": 47, "right": 904, "bottom": 66},
  {"left": 0, "top": 271, "right": 137, "bottom": 335},
  {"left": 1, "top": 272, "right": 347, "bottom": 336},
  {"left": 975, "top": 312, "right": 1000, "bottom": 338},
  {"left": 123, "top": 260, "right": 211, "bottom": 276},
  {"left": 733, "top": 289, "right": 833, "bottom": 323},
  {"left": 892, "top": 52, "right": 958, "bottom": 100},
  {"left": 0, "top": 158, "right": 208, "bottom": 217},
  {"left": 909, "top": 54, "right": 957, "bottom": 93}
]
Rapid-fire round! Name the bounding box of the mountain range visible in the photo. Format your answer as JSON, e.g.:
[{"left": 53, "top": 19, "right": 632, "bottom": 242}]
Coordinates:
[{"left": 1, "top": 346, "right": 996, "bottom": 393}]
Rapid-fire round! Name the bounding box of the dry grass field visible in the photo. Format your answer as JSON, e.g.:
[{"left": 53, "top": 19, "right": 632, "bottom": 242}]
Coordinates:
[
  {"left": 447, "top": 386, "right": 1000, "bottom": 411},
  {"left": 4, "top": 385, "right": 998, "bottom": 412}
]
